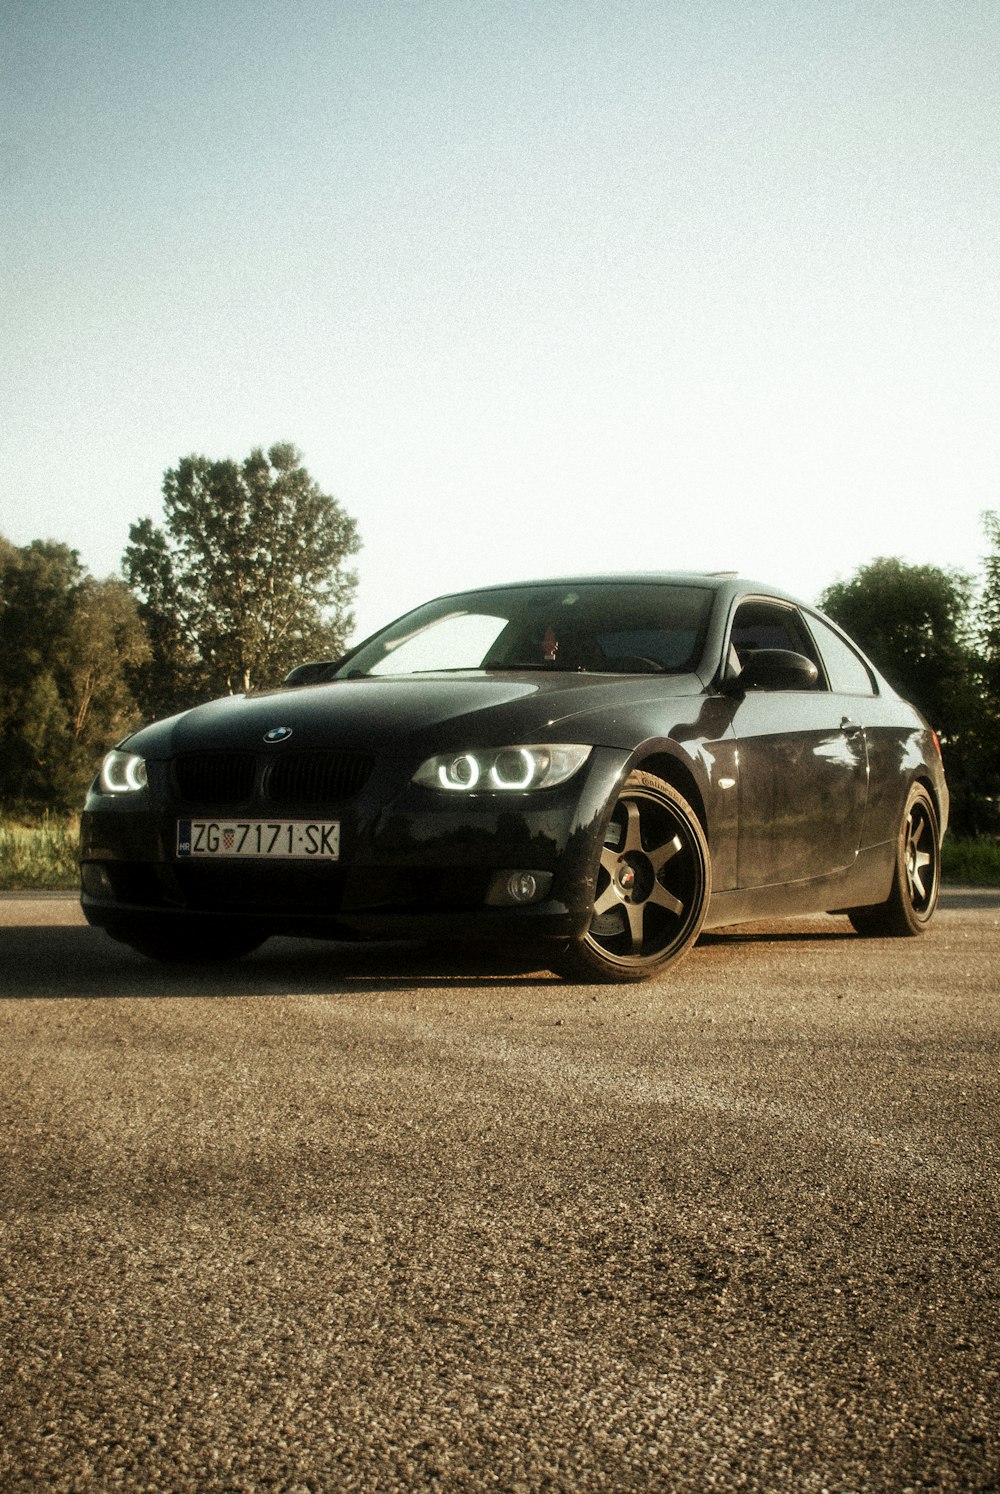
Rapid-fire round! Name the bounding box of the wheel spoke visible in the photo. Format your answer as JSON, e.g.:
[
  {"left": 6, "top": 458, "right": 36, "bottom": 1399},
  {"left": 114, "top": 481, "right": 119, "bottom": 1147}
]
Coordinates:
[
  {"left": 648, "top": 834, "right": 682, "bottom": 876},
  {"left": 910, "top": 848, "right": 932, "bottom": 902},
  {"left": 593, "top": 880, "right": 622, "bottom": 917},
  {"left": 648, "top": 881, "right": 685, "bottom": 918},
  {"left": 623, "top": 899, "right": 645, "bottom": 952},
  {"left": 906, "top": 810, "right": 934, "bottom": 906},
  {"left": 620, "top": 800, "right": 644, "bottom": 855}
]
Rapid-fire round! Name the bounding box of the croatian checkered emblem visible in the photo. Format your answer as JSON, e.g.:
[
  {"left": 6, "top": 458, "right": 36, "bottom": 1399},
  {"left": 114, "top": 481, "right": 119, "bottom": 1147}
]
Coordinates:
[{"left": 223, "top": 828, "right": 235, "bottom": 851}]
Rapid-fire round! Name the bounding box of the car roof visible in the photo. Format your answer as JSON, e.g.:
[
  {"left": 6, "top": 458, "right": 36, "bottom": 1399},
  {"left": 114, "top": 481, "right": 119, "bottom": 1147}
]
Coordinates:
[{"left": 434, "top": 572, "right": 807, "bottom": 608}]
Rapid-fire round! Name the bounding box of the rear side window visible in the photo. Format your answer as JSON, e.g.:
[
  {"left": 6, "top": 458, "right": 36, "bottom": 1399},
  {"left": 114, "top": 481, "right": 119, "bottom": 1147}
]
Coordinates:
[{"left": 807, "top": 614, "right": 877, "bottom": 696}]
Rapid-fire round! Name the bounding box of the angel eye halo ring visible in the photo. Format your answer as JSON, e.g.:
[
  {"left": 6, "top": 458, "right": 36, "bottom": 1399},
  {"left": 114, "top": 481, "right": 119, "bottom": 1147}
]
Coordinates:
[
  {"left": 414, "top": 744, "right": 591, "bottom": 793},
  {"left": 99, "top": 749, "right": 148, "bottom": 794}
]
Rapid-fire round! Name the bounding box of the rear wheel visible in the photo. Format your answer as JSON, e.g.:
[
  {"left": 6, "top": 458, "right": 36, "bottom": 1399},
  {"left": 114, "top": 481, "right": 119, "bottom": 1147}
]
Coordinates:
[
  {"left": 106, "top": 917, "right": 267, "bottom": 964},
  {"left": 555, "top": 771, "right": 710, "bottom": 983},
  {"left": 848, "top": 783, "right": 941, "bottom": 937}
]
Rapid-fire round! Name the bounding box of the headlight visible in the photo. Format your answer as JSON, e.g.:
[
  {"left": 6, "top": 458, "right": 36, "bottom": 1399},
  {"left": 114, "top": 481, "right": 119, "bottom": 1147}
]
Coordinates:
[
  {"left": 99, "top": 750, "right": 148, "bottom": 794},
  {"left": 413, "top": 744, "right": 591, "bottom": 793}
]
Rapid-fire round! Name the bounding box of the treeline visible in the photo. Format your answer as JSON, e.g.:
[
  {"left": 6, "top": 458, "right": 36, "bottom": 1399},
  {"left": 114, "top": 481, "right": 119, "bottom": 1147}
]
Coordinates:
[
  {"left": 0, "top": 539, "right": 149, "bottom": 809},
  {"left": 1, "top": 443, "right": 360, "bottom": 811}
]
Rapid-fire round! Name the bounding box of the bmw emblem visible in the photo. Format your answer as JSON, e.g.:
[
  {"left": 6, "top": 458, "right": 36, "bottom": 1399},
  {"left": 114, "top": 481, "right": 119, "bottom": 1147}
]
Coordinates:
[{"left": 264, "top": 726, "right": 293, "bottom": 744}]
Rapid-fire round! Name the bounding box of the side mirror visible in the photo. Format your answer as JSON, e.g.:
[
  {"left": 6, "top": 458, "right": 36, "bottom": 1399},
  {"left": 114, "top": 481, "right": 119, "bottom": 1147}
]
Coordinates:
[{"left": 731, "top": 649, "right": 819, "bottom": 692}]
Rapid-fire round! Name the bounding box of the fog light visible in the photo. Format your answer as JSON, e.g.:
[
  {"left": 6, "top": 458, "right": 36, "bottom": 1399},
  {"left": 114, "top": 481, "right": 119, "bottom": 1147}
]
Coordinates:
[
  {"left": 81, "top": 863, "right": 115, "bottom": 899},
  {"left": 485, "top": 870, "right": 554, "bottom": 907},
  {"left": 508, "top": 872, "right": 538, "bottom": 903}
]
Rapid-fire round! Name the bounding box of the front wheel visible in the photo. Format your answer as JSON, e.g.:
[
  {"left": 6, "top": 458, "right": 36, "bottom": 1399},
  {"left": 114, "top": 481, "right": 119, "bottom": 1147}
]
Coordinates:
[
  {"left": 848, "top": 783, "right": 941, "bottom": 937},
  {"left": 554, "top": 772, "right": 711, "bottom": 983}
]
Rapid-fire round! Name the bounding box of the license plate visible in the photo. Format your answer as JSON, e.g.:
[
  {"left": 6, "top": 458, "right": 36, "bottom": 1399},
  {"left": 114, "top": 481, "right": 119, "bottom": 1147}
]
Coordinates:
[{"left": 176, "top": 819, "right": 340, "bottom": 860}]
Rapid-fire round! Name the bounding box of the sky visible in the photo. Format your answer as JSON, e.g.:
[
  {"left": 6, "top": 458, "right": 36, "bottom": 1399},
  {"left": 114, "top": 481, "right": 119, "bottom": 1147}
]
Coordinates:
[{"left": 3, "top": 0, "right": 999, "bottom": 643}]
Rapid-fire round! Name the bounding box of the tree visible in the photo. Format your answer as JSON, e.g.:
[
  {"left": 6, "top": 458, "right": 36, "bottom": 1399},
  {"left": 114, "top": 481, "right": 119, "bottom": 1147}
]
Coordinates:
[
  {"left": 123, "top": 443, "right": 361, "bottom": 712},
  {"left": 0, "top": 540, "right": 149, "bottom": 809},
  {"left": 0, "top": 540, "right": 82, "bottom": 806},
  {"left": 976, "top": 510, "right": 1000, "bottom": 800},
  {"left": 980, "top": 511, "right": 1000, "bottom": 684},
  {"left": 66, "top": 577, "right": 152, "bottom": 747},
  {"left": 820, "top": 556, "right": 987, "bottom": 833}
]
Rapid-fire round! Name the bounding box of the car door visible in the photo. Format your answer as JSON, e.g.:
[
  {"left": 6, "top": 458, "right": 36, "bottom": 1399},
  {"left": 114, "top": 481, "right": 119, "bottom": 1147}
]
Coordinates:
[{"left": 725, "top": 598, "right": 870, "bottom": 888}]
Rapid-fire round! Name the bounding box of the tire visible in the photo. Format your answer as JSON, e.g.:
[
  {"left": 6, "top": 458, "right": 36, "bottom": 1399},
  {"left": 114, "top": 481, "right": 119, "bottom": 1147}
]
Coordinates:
[
  {"left": 555, "top": 771, "right": 711, "bottom": 983},
  {"left": 106, "top": 917, "right": 267, "bottom": 964},
  {"left": 848, "top": 783, "right": 941, "bottom": 937}
]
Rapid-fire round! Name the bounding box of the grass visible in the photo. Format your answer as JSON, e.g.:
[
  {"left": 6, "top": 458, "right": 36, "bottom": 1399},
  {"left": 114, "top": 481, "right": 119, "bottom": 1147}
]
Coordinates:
[
  {"left": 941, "top": 834, "right": 1000, "bottom": 888},
  {"left": 1, "top": 815, "right": 998, "bottom": 892},
  {"left": 0, "top": 815, "right": 81, "bottom": 891}
]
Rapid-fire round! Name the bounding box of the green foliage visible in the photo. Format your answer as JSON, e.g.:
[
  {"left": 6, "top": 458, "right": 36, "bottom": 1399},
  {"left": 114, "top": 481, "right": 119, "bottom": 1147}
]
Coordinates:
[
  {"left": 977, "top": 510, "right": 1000, "bottom": 783},
  {"left": 124, "top": 443, "right": 361, "bottom": 713},
  {"left": 0, "top": 541, "right": 149, "bottom": 811},
  {"left": 982, "top": 510, "right": 1000, "bottom": 652},
  {"left": 0, "top": 814, "right": 80, "bottom": 890},
  {"left": 68, "top": 576, "right": 152, "bottom": 739},
  {"left": 941, "top": 835, "right": 1000, "bottom": 887}
]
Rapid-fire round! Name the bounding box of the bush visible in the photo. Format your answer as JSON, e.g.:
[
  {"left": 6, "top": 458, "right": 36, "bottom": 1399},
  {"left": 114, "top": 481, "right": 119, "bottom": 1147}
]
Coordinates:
[
  {"left": 0, "top": 814, "right": 80, "bottom": 891},
  {"left": 942, "top": 835, "right": 1000, "bottom": 888}
]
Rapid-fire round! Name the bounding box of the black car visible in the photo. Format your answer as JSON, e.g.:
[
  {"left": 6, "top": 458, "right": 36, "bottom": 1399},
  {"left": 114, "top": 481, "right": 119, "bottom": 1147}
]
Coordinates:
[{"left": 80, "top": 574, "right": 948, "bottom": 983}]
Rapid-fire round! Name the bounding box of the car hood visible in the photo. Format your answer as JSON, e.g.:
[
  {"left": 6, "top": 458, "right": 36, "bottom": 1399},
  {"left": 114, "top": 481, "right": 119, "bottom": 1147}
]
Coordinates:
[{"left": 129, "top": 671, "right": 706, "bottom": 757}]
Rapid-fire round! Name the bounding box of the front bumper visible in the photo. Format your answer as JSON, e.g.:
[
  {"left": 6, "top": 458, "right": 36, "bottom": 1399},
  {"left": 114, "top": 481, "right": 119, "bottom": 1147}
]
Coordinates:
[{"left": 80, "top": 746, "right": 632, "bottom": 946}]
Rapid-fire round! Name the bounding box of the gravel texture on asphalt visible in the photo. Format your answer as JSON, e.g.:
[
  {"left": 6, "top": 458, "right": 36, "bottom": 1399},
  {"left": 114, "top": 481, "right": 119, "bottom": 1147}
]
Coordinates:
[{"left": 0, "top": 898, "right": 997, "bottom": 1492}]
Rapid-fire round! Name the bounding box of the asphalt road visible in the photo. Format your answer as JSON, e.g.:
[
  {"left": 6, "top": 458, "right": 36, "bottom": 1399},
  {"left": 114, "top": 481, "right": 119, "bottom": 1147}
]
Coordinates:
[{"left": 1, "top": 893, "right": 997, "bottom": 1493}]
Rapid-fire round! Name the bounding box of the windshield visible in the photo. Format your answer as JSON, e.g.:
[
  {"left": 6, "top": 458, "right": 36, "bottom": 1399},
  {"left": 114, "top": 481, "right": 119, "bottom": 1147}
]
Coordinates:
[{"left": 336, "top": 582, "right": 714, "bottom": 678}]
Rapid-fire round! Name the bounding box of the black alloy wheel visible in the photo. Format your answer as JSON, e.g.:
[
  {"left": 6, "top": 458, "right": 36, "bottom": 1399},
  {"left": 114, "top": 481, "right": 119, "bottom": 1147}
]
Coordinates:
[
  {"left": 556, "top": 771, "right": 711, "bottom": 983},
  {"left": 848, "top": 783, "right": 941, "bottom": 937}
]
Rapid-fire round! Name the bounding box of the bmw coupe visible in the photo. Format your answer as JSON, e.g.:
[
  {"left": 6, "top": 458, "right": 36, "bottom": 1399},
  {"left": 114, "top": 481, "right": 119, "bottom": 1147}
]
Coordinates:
[{"left": 80, "top": 574, "right": 948, "bottom": 982}]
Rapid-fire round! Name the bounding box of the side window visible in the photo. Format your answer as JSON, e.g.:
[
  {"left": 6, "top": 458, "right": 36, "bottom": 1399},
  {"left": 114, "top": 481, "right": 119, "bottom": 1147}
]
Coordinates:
[
  {"left": 807, "top": 614, "right": 876, "bottom": 696},
  {"left": 729, "top": 600, "right": 822, "bottom": 682}
]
